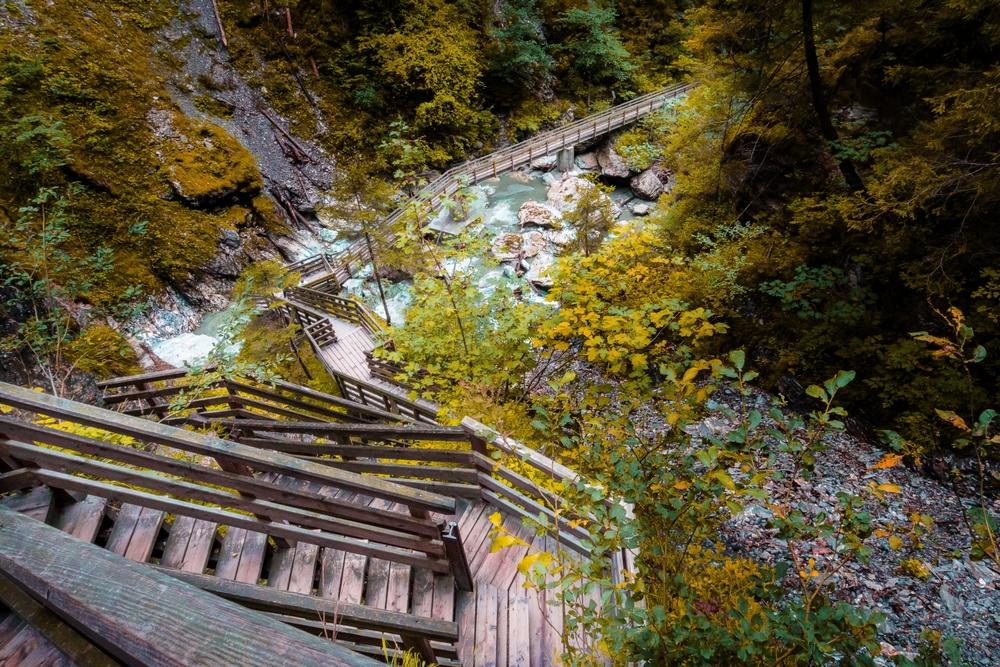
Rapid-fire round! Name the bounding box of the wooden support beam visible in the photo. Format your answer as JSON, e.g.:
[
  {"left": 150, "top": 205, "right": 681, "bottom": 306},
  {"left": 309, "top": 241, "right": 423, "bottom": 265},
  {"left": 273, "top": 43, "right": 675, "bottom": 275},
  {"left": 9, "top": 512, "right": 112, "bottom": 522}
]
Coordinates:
[
  {"left": 440, "top": 521, "right": 474, "bottom": 593},
  {"left": 155, "top": 568, "right": 460, "bottom": 644}
]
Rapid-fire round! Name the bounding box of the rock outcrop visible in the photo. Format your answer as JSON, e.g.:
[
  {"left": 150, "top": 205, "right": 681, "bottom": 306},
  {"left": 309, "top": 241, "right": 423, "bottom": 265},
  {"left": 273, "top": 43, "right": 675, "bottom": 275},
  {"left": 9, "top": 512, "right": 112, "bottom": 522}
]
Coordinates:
[
  {"left": 518, "top": 201, "right": 559, "bottom": 227},
  {"left": 630, "top": 169, "right": 664, "bottom": 200},
  {"left": 596, "top": 141, "right": 630, "bottom": 179}
]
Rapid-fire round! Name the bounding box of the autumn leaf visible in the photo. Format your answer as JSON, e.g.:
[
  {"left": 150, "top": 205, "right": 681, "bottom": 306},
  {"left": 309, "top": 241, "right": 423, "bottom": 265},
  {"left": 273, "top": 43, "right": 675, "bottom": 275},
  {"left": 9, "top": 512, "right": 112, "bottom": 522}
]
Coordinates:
[
  {"left": 876, "top": 483, "right": 902, "bottom": 494},
  {"left": 888, "top": 535, "right": 904, "bottom": 550},
  {"left": 871, "top": 454, "right": 903, "bottom": 470},
  {"left": 934, "top": 409, "right": 969, "bottom": 431},
  {"left": 490, "top": 533, "right": 527, "bottom": 552},
  {"left": 517, "top": 550, "right": 553, "bottom": 575}
]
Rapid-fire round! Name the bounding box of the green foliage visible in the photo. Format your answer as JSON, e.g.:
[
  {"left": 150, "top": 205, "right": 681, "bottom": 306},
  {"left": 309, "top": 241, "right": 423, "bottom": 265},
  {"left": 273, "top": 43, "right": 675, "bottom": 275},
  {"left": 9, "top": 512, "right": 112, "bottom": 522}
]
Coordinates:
[
  {"left": 487, "top": 0, "right": 554, "bottom": 100},
  {"left": 500, "top": 357, "right": 883, "bottom": 665},
  {"left": 555, "top": 2, "right": 636, "bottom": 97},
  {"left": 647, "top": 0, "right": 1000, "bottom": 452}
]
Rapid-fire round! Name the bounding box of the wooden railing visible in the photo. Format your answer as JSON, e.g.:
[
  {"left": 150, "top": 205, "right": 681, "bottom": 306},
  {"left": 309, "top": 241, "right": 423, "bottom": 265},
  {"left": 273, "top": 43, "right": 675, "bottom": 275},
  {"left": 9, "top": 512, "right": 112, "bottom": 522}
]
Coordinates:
[
  {"left": 99, "top": 370, "right": 413, "bottom": 425},
  {"left": 0, "top": 507, "right": 383, "bottom": 667},
  {"left": 288, "top": 81, "right": 695, "bottom": 284},
  {"left": 285, "top": 287, "right": 386, "bottom": 339},
  {"left": 0, "top": 382, "right": 465, "bottom": 577}
]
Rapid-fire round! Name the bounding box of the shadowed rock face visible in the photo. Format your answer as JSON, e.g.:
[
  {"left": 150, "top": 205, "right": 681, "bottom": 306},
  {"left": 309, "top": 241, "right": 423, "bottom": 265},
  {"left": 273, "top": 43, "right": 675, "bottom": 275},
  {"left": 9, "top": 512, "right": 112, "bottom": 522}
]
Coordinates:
[{"left": 596, "top": 141, "right": 630, "bottom": 179}]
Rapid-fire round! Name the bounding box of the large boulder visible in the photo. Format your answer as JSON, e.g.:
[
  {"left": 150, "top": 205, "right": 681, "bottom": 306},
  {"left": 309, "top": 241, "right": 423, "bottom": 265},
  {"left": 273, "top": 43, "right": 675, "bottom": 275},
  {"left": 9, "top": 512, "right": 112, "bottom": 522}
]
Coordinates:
[
  {"left": 491, "top": 231, "right": 547, "bottom": 261},
  {"left": 575, "top": 152, "right": 600, "bottom": 170},
  {"left": 530, "top": 154, "right": 558, "bottom": 171},
  {"left": 491, "top": 233, "right": 523, "bottom": 262},
  {"left": 518, "top": 201, "right": 559, "bottom": 228},
  {"left": 630, "top": 169, "right": 664, "bottom": 200},
  {"left": 546, "top": 174, "right": 621, "bottom": 218},
  {"left": 596, "top": 141, "right": 630, "bottom": 179},
  {"left": 520, "top": 231, "right": 546, "bottom": 258},
  {"left": 524, "top": 253, "right": 555, "bottom": 289},
  {"left": 630, "top": 203, "right": 651, "bottom": 216}
]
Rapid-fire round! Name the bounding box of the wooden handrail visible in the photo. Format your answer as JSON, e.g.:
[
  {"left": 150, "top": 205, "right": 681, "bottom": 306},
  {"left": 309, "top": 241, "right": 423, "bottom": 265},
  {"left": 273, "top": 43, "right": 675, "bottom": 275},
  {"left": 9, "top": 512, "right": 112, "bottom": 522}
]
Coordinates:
[
  {"left": 0, "top": 381, "right": 455, "bottom": 516},
  {"left": 0, "top": 507, "right": 381, "bottom": 666},
  {"left": 290, "top": 81, "right": 695, "bottom": 283}
]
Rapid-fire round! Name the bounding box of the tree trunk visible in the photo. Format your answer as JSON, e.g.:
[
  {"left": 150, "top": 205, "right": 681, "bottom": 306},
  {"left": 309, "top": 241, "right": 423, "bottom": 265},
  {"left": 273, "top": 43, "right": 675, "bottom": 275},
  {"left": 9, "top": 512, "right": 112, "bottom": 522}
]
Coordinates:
[
  {"left": 364, "top": 230, "right": 392, "bottom": 326},
  {"left": 802, "top": 0, "right": 864, "bottom": 191}
]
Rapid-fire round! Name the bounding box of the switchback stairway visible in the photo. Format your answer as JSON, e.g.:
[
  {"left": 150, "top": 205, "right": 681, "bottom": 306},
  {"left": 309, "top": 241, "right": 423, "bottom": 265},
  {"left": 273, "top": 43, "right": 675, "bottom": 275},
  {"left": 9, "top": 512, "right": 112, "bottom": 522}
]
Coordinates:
[{"left": 0, "top": 370, "right": 628, "bottom": 665}]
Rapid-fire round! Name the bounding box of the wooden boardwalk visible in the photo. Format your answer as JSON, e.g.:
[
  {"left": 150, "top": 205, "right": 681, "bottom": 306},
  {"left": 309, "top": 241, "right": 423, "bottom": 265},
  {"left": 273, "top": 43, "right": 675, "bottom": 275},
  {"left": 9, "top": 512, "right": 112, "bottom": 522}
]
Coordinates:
[
  {"left": 320, "top": 319, "right": 381, "bottom": 385},
  {"left": 287, "top": 81, "right": 696, "bottom": 283},
  {"left": 0, "top": 482, "right": 588, "bottom": 665}
]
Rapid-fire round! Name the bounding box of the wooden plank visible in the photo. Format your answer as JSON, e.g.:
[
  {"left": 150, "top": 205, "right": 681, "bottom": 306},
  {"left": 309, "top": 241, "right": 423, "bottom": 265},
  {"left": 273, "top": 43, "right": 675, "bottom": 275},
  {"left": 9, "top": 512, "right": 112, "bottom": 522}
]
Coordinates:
[
  {"left": 473, "top": 585, "right": 499, "bottom": 667},
  {"left": 235, "top": 531, "right": 268, "bottom": 585},
  {"left": 268, "top": 544, "right": 296, "bottom": 591},
  {"left": 5, "top": 440, "right": 444, "bottom": 554},
  {"left": 52, "top": 495, "right": 106, "bottom": 544},
  {"left": 0, "top": 507, "right": 381, "bottom": 666},
  {"left": 339, "top": 552, "right": 367, "bottom": 604},
  {"left": 364, "top": 558, "right": 390, "bottom": 608},
  {"left": 287, "top": 542, "right": 320, "bottom": 595},
  {"left": 410, "top": 569, "right": 435, "bottom": 617},
  {"left": 507, "top": 584, "right": 531, "bottom": 667},
  {"left": 181, "top": 519, "right": 217, "bottom": 573},
  {"left": 319, "top": 548, "right": 346, "bottom": 599},
  {"left": 157, "top": 568, "right": 460, "bottom": 643},
  {"left": 216, "top": 419, "right": 468, "bottom": 442},
  {"left": 27, "top": 470, "right": 451, "bottom": 572},
  {"left": 0, "top": 624, "right": 43, "bottom": 665},
  {"left": 454, "top": 590, "right": 476, "bottom": 666},
  {"left": 385, "top": 562, "right": 411, "bottom": 613},
  {"left": 0, "top": 487, "right": 54, "bottom": 524},
  {"left": 0, "top": 571, "right": 116, "bottom": 667},
  {"left": 123, "top": 507, "right": 164, "bottom": 563},
  {"left": 431, "top": 574, "right": 455, "bottom": 622},
  {"left": 0, "top": 383, "right": 456, "bottom": 515},
  {"left": 105, "top": 503, "right": 141, "bottom": 557},
  {"left": 215, "top": 527, "right": 250, "bottom": 580}
]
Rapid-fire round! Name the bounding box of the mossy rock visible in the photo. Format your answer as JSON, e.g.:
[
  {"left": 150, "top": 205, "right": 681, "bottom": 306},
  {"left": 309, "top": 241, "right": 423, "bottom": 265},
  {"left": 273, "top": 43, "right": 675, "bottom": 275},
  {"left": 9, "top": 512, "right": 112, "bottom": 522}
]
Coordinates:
[
  {"left": 163, "top": 113, "right": 262, "bottom": 208},
  {"left": 66, "top": 325, "right": 141, "bottom": 379}
]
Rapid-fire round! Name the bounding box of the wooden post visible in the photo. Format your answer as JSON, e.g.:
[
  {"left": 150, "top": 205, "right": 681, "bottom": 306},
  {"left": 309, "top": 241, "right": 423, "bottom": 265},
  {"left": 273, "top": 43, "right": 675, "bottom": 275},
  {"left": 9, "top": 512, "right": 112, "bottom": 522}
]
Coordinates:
[{"left": 440, "top": 521, "right": 473, "bottom": 592}]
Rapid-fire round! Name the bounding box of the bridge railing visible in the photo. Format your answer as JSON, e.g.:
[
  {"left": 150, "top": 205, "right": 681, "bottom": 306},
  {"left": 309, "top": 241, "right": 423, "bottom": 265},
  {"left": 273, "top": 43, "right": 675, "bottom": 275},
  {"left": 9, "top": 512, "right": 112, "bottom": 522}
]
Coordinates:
[
  {"left": 285, "top": 287, "right": 386, "bottom": 340},
  {"left": 0, "top": 382, "right": 464, "bottom": 576},
  {"left": 289, "top": 81, "right": 695, "bottom": 286}
]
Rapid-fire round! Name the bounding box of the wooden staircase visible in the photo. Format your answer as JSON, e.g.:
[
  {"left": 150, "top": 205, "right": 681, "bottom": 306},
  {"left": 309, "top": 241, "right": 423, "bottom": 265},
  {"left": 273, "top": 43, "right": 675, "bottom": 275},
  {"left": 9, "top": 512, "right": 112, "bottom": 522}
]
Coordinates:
[{"left": 0, "top": 371, "right": 622, "bottom": 665}]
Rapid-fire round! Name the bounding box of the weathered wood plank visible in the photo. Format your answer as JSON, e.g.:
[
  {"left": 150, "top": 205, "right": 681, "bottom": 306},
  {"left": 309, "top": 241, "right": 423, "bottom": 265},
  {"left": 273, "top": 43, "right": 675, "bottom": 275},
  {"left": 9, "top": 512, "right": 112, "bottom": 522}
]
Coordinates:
[
  {"left": 156, "top": 568, "right": 460, "bottom": 642},
  {"left": 473, "top": 585, "right": 499, "bottom": 667},
  {"left": 431, "top": 574, "right": 455, "bottom": 622},
  {"left": 287, "top": 541, "right": 320, "bottom": 595},
  {"left": 0, "top": 487, "right": 54, "bottom": 525},
  {"left": 0, "top": 507, "right": 381, "bottom": 666},
  {"left": 27, "top": 470, "right": 451, "bottom": 572},
  {"left": 52, "top": 495, "right": 106, "bottom": 544},
  {"left": 507, "top": 584, "right": 531, "bottom": 667},
  {"left": 410, "top": 568, "right": 435, "bottom": 617},
  {"left": 215, "top": 419, "right": 468, "bottom": 442},
  {"left": 0, "top": 571, "right": 116, "bottom": 667}
]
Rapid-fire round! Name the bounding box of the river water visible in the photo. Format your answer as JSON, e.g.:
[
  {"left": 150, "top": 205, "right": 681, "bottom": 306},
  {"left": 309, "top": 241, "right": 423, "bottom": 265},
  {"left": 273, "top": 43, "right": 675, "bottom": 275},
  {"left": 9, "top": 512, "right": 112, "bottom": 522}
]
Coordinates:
[{"left": 149, "top": 162, "right": 656, "bottom": 367}]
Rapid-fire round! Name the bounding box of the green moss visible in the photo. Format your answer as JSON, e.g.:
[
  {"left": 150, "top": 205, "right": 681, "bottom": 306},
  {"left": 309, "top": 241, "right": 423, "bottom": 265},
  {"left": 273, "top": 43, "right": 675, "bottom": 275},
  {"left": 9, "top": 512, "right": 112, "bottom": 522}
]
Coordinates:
[
  {"left": 193, "top": 93, "right": 235, "bottom": 119},
  {"left": 162, "top": 113, "right": 262, "bottom": 203},
  {"left": 0, "top": 0, "right": 274, "bottom": 307},
  {"left": 66, "top": 325, "right": 141, "bottom": 379}
]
